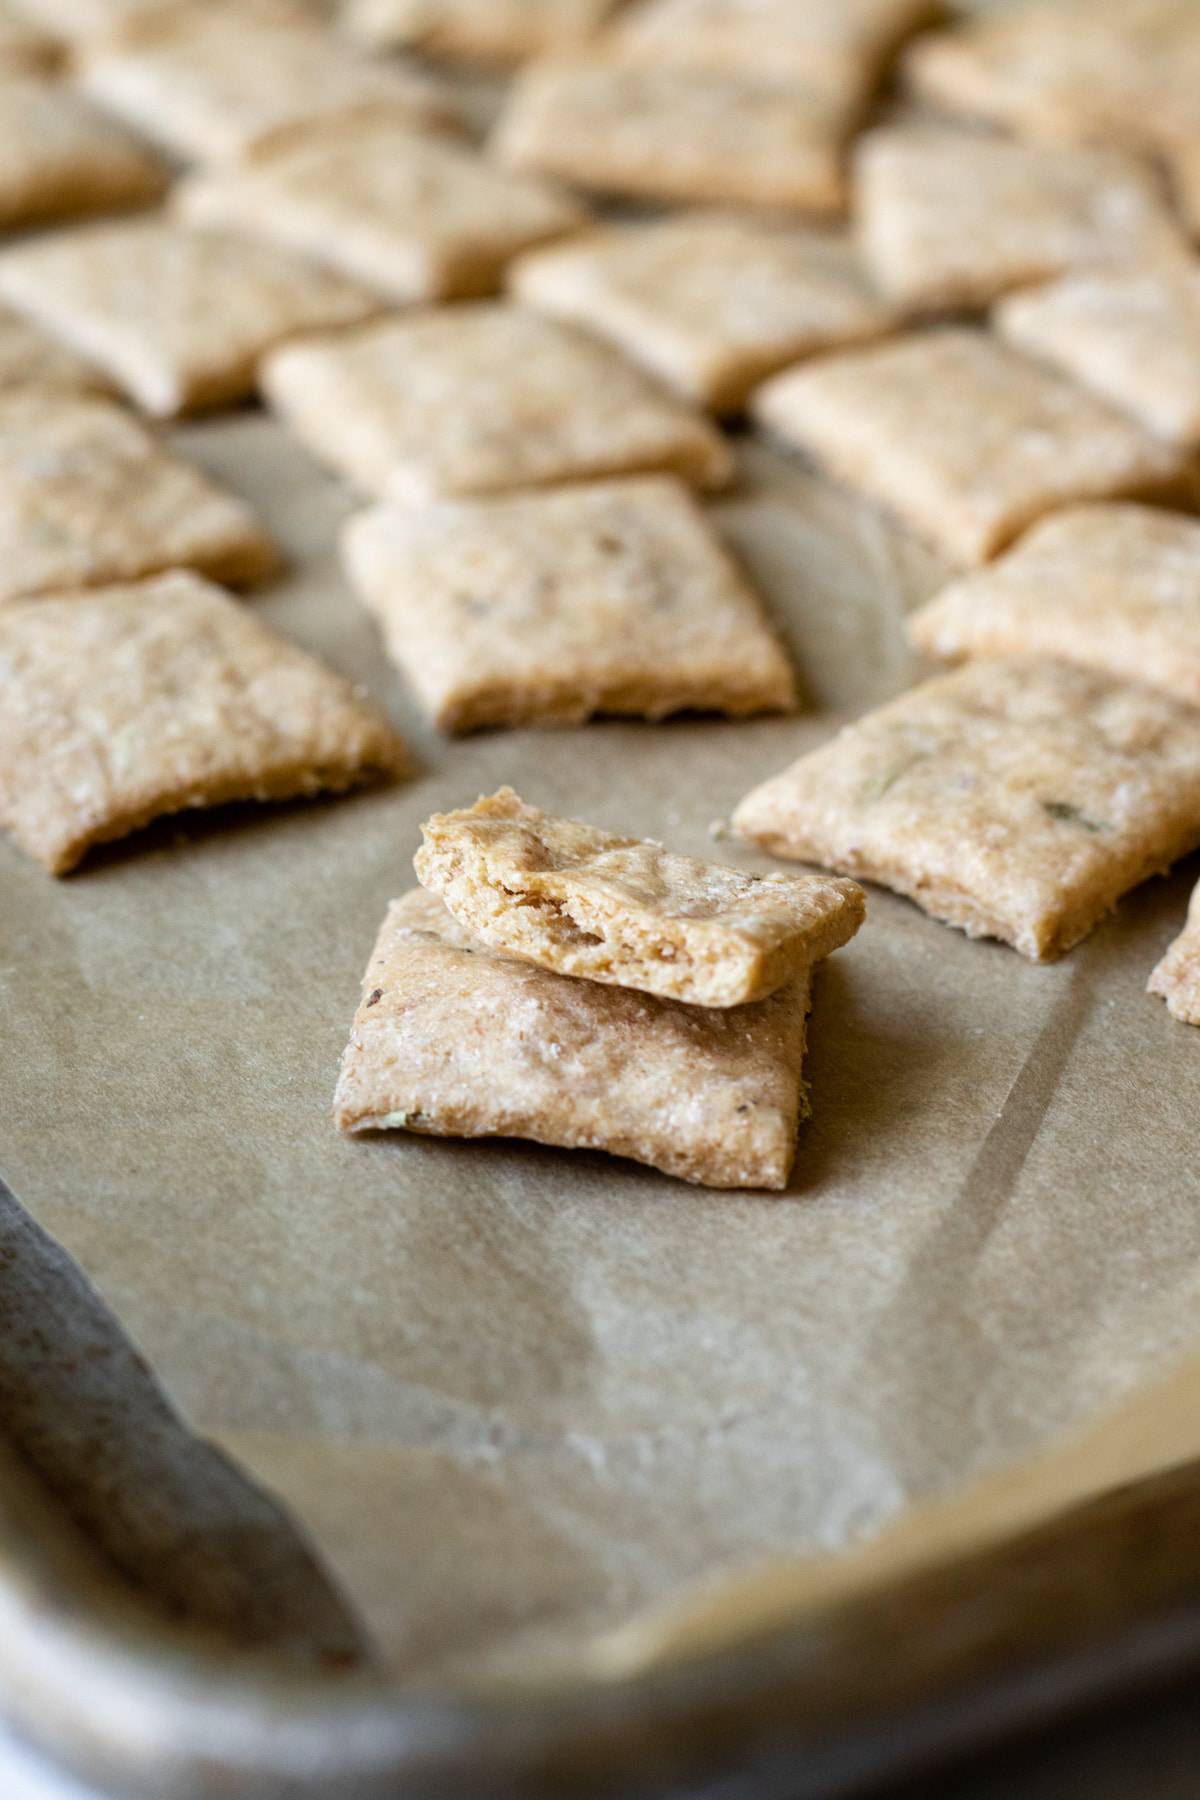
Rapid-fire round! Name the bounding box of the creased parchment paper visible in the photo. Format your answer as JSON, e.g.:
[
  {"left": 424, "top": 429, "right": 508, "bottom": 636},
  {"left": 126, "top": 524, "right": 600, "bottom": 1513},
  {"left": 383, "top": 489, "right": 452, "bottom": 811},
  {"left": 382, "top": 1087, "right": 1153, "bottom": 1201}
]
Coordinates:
[{"left": 1, "top": 412, "right": 1199, "bottom": 1689}]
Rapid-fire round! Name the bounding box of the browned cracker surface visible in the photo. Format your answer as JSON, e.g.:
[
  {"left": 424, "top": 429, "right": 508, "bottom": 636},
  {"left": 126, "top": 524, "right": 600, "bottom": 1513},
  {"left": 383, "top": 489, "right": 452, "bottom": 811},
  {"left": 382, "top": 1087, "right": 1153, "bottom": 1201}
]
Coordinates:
[
  {"left": 343, "top": 0, "right": 618, "bottom": 60},
  {"left": 0, "top": 74, "right": 165, "bottom": 227}
]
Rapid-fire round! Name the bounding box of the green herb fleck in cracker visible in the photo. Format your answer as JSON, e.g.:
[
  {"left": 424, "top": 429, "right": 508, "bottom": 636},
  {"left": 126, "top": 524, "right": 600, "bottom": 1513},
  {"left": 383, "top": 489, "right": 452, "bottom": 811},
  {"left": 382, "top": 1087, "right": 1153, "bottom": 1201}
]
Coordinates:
[{"left": 1042, "top": 801, "right": 1108, "bottom": 833}]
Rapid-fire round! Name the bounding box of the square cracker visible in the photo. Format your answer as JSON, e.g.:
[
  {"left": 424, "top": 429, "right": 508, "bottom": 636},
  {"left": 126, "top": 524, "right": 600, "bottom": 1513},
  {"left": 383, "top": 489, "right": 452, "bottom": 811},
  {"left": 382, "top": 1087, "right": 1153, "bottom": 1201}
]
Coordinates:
[
  {"left": 0, "top": 571, "right": 406, "bottom": 876},
  {"left": 608, "top": 0, "right": 942, "bottom": 103},
  {"left": 752, "top": 328, "right": 1189, "bottom": 567},
  {"left": 1149, "top": 881, "right": 1200, "bottom": 1025},
  {"left": 78, "top": 10, "right": 457, "bottom": 164},
  {"left": 903, "top": 0, "right": 1200, "bottom": 156},
  {"left": 262, "top": 304, "right": 733, "bottom": 501},
  {"left": 492, "top": 56, "right": 853, "bottom": 215},
  {"left": 415, "top": 787, "right": 865, "bottom": 1007},
  {"left": 854, "top": 125, "right": 1187, "bottom": 315},
  {"left": 734, "top": 657, "right": 1200, "bottom": 961},
  {"left": 343, "top": 0, "right": 618, "bottom": 60},
  {"left": 0, "top": 306, "right": 105, "bottom": 395},
  {"left": 0, "top": 219, "right": 378, "bottom": 418},
  {"left": 908, "top": 505, "right": 1200, "bottom": 713},
  {"left": 333, "top": 887, "right": 813, "bottom": 1190},
  {"left": 0, "top": 75, "right": 165, "bottom": 228},
  {"left": 0, "top": 389, "right": 278, "bottom": 604},
  {"left": 342, "top": 477, "right": 794, "bottom": 730},
  {"left": 177, "top": 122, "right": 585, "bottom": 305},
  {"left": 995, "top": 267, "right": 1200, "bottom": 449},
  {"left": 510, "top": 215, "right": 895, "bottom": 414}
]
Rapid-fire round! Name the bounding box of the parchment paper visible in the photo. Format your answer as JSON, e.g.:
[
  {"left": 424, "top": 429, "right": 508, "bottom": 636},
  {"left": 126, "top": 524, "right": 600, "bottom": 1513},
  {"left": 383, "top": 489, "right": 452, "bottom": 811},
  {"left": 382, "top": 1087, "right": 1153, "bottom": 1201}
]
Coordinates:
[{"left": 2, "top": 409, "right": 1199, "bottom": 1688}]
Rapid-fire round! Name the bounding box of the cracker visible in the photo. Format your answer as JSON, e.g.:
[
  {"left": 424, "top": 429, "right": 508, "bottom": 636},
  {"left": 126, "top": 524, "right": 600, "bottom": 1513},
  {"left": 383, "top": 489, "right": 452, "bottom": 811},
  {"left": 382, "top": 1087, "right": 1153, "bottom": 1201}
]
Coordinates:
[
  {"left": 78, "top": 10, "right": 456, "bottom": 163},
  {"left": 343, "top": 477, "right": 793, "bottom": 730},
  {"left": 1169, "top": 140, "right": 1200, "bottom": 236},
  {"left": 177, "top": 121, "right": 585, "bottom": 305},
  {"left": 0, "top": 219, "right": 378, "bottom": 418},
  {"left": 415, "top": 787, "right": 864, "bottom": 1008},
  {"left": 903, "top": 0, "right": 1200, "bottom": 156},
  {"left": 262, "top": 304, "right": 733, "bottom": 500},
  {"left": 995, "top": 266, "right": 1200, "bottom": 449},
  {"left": 492, "top": 56, "right": 852, "bottom": 215},
  {"left": 908, "top": 504, "right": 1200, "bottom": 712},
  {"left": 734, "top": 657, "right": 1200, "bottom": 961},
  {"left": 0, "top": 571, "right": 406, "bottom": 876},
  {"left": 343, "top": 0, "right": 618, "bottom": 60},
  {"left": 0, "top": 74, "right": 164, "bottom": 228},
  {"left": 510, "top": 215, "right": 895, "bottom": 414},
  {"left": 0, "top": 390, "right": 278, "bottom": 603},
  {"left": 752, "top": 328, "right": 1189, "bottom": 566},
  {"left": 608, "top": 0, "right": 942, "bottom": 102},
  {"left": 1148, "top": 880, "right": 1200, "bottom": 1025},
  {"left": 333, "top": 887, "right": 813, "bottom": 1190},
  {"left": 855, "top": 125, "right": 1187, "bottom": 314},
  {"left": 0, "top": 306, "right": 105, "bottom": 395}
]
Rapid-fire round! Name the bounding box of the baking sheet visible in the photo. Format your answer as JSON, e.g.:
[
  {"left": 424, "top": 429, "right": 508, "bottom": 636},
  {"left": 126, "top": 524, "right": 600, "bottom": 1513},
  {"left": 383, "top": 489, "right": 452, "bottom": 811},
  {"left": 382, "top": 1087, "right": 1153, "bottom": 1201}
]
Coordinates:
[{"left": 2, "top": 409, "right": 1199, "bottom": 1690}]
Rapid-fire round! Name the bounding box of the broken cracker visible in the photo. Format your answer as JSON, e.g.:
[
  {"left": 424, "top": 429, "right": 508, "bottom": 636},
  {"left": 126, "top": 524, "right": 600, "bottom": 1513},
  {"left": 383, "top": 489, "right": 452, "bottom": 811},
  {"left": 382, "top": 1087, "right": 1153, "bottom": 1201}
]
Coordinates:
[
  {"left": 608, "top": 0, "right": 942, "bottom": 104},
  {"left": 510, "top": 214, "right": 894, "bottom": 413},
  {"left": 415, "top": 787, "right": 864, "bottom": 1008},
  {"left": 178, "top": 121, "right": 585, "bottom": 305},
  {"left": 995, "top": 265, "right": 1200, "bottom": 448},
  {"left": 752, "top": 327, "right": 1189, "bottom": 566},
  {"left": 734, "top": 657, "right": 1200, "bottom": 961},
  {"left": 0, "top": 570, "right": 406, "bottom": 876},
  {"left": 333, "top": 887, "right": 813, "bottom": 1190},
  {"left": 262, "top": 304, "right": 732, "bottom": 500},
  {"left": 855, "top": 124, "right": 1187, "bottom": 314},
  {"left": 0, "top": 389, "right": 278, "bottom": 603},
  {"left": 78, "top": 9, "right": 457, "bottom": 163},
  {"left": 492, "top": 56, "right": 852, "bottom": 215},
  {"left": 343, "top": 0, "right": 618, "bottom": 60},
  {"left": 907, "top": 505, "right": 1200, "bottom": 713},
  {"left": 1149, "top": 880, "right": 1200, "bottom": 1025},
  {"left": 0, "top": 73, "right": 165, "bottom": 228},
  {"left": 903, "top": 0, "right": 1200, "bottom": 157},
  {"left": 0, "top": 218, "right": 378, "bottom": 418},
  {"left": 343, "top": 477, "right": 794, "bottom": 730}
]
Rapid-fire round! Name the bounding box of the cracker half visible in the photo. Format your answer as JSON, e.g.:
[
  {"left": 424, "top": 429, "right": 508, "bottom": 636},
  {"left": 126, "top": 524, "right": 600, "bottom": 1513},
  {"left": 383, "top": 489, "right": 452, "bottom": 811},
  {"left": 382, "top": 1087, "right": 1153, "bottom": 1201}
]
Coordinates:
[
  {"left": 0, "top": 219, "right": 378, "bottom": 418},
  {"left": 1149, "top": 881, "right": 1200, "bottom": 1025},
  {"left": 343, "top": 0, "right": 617, "bottom": 60},
  {"left": 333, "top": 887, "right": 813, "bottom": 1190},
  {"left": 178, "top": 121, "right": 585, "bottom": 305},
  {"left": 735, "top": 657, "right": 1200, "bottom": 961},
  {"left": 510, "top": 215, "right": 894, "bottom": 413},
  {"left": 855, "top": 125, "right": 1187, "bottom": 314},
  {"left": 343, "top": 477, "right": 793, "bottom": 730},
  {"left": 752, "top": 328, "right": 1189, "bottom": 566},
  {"left": 0, "top": 306, "right": 105, "bottom": 395},
  {"left": 0, "top": 74, "right": 165, "bottom": 228},
  {"left": 263, "top": 304, "right": 733, "bottom": 500},
  {"left": 907, "top": 504, "right": 1200, "bottom": 712},
  {"left": 0, "top": 390, "right": 278, "bottom": 603},
  {"left": 0, "top": 571, "right": 406, "bottom": 875},
  {"left": 492, "top": 57, "right": 852, "bottom": 215},
  {"left": 78, "top": 10, "right": 456, "bottom": 162},
  {"left": 608, "top": 0, "right": 942, "bottom": 103},
  {"left": 415, "top": 787, "right": 864, "bottom": 1007},
  {"left": 995, "top": 266, "right": 1200, "bottom": 448},
  {"left": 902, "top": 0, "right": 1200, "bottom": 155}
]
